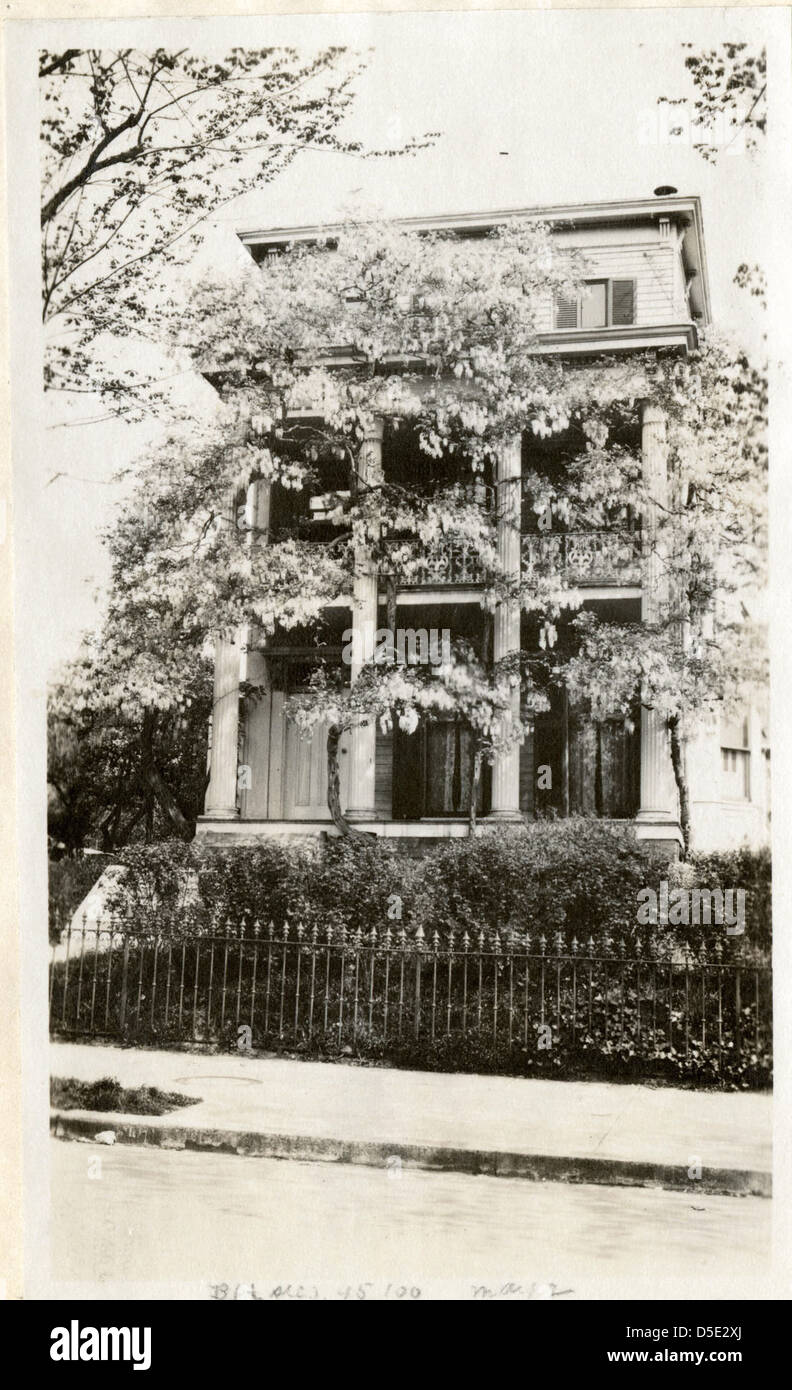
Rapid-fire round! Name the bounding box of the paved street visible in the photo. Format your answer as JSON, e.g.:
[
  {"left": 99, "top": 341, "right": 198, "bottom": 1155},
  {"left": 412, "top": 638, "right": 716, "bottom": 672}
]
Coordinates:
[{"left": 50, "top": 1138, "right": 774, "bottom": 1300}]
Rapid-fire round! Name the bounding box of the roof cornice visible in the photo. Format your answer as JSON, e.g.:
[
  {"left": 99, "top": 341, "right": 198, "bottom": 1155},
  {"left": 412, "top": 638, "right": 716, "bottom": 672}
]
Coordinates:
[{"left": 239, "top": 195, "right": 699, "bottom": 239}]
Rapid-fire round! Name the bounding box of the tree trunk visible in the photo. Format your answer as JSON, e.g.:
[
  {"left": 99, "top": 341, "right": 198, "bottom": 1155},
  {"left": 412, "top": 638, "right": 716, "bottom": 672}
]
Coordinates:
[
  {"left": 386, "top": 574, "right": 397, "bottom": 639},
  {"left": 143, "top": 763, "right": 192, "bottom": 838},
  {"left": 98, "top": 803, "right": 120, "bottom": 852},
  {"left": 468, "top": 746, "right": 483, "bottom": 835},
  {"left": 113, "top": 804, "right": 147, "bottom": 848},
  {"left": 668, "top": 714, "right": 691, "bottom": 859},
  {"left": 144, "top": 785, "right": 155, "bottom": 843},
  {"left": 326, "top": 722, "right": 372, "bottom": 839},
  {"left": 139, "top": 709, "right": 193, "bottom": 839},
  {"left": 326, "top": 723, "right": 349, "bottom": 834}
]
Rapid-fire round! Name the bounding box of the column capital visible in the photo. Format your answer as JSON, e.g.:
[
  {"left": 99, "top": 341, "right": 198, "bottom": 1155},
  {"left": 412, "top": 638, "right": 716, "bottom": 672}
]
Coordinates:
[
  {"left": 362, "top": 416, "right": 385, "bottom": 443},
  {"left": 497, "top": 433, "right": 523, "bottom": 481},
  {"left": 641, "top": 403, "right": 667, "bottom": 429}
]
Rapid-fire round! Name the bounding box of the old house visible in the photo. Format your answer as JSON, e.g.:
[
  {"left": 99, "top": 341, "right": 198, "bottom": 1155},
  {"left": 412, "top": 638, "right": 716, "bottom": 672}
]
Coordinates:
[{"left": 196, "top": 194, "right": 768, "bottom": 855}]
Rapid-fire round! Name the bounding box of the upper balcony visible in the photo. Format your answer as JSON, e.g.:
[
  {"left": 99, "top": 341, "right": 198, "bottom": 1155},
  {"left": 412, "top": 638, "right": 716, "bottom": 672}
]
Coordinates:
[
  {"left": 380, "top": 529, "right": 642, "bottom": 591},
  {"left": 382, "top": 537, "right": 486, "bottom": 587},
  {"left": 522, "top": 530, "right": 642, "bottom": 587}
]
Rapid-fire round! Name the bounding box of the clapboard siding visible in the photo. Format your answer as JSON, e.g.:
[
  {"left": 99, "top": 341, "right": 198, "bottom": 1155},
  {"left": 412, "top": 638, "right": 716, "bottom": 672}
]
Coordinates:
[{"left": 538, "top": 240, "right": 685, "bottom": 331}]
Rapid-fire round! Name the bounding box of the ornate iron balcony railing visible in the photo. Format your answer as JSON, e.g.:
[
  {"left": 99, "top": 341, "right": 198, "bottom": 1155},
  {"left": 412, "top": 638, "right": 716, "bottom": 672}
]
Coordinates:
[
  {"left": 521, "top": 530, "right": 642, "bottom": 586},
  {"left": 381, "top": 537, "right": 486, "bottom": 586},
  {"left": 272, "top": 529, "right": 641, "bottom": 588}
]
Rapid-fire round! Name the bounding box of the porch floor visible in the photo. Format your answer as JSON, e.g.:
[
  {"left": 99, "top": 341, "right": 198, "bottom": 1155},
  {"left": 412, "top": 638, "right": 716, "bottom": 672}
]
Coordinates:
[
  {"left": 196, "top": 816, "right": 498, "bottom": 842},
  {"left": 195, "top": 814, "right": 681, "bottom": 853}
]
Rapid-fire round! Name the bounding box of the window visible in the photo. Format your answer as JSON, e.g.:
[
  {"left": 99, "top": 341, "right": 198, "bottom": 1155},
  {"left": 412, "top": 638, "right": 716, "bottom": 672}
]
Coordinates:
[
  {"left": 554, "top": 278, "right": 636, "bottom": 331},
  {"left": 720, "top": 714, "right": 751, "bottom": 801}
]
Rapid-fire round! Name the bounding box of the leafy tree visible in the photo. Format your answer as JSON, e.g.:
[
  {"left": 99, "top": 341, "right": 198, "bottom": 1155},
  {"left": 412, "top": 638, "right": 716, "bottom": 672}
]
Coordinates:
[
  {"left": 58, "top": 218, "right": 766, "bottom": 851},
  {"left": 48, "top": 648, "right": 213, "bottom": 847},
  {"left": 40, "top": 47, "right": 432, "bottom": 415},
  {"left": 658, "top": 41, "right": 766, "bottom": 163},
  {"left": 528, "top": 335, "right": 767, "bottom": 853},
  {"left": 659, "top": 41, "right": 767, "bottom": 307}
]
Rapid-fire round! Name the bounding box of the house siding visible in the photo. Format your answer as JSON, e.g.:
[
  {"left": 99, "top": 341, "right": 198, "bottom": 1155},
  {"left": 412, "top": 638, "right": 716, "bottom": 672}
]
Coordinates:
[{"left": 539, "top": 230, "right": 686, "bottom": 330}]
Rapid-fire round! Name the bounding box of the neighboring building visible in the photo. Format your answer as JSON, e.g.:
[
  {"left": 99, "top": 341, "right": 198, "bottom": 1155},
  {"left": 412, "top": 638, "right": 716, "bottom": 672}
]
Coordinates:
[{"left": 196, "top": 194, "right": 768, "bottom": 856}]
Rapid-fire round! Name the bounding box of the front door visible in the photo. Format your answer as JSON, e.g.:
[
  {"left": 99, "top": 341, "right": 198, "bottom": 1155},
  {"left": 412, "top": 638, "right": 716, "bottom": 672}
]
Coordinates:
[
  {"left": 281, "top": 701, "right": 350, "bottom": 820},
  {"left": 265, "top": 660, "right": 352, "bottom": 820},
  {"left": 424, "top": 720, "right": 483, "bottom": 817}
]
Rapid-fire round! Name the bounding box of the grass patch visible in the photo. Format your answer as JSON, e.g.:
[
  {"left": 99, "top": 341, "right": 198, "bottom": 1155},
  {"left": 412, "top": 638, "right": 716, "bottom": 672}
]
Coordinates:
[{"left": 50, "top": 1075, "right": 200, "bottom": 1116}]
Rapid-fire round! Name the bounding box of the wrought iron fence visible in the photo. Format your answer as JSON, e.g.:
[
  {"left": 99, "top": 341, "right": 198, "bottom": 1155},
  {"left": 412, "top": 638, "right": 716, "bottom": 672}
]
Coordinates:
[{"left": 50, "top": 918, "right": 771, "bottom": 1081}]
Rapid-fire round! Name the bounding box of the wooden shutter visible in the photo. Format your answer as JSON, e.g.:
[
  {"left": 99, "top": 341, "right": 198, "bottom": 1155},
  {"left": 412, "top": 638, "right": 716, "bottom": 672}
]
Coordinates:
[
  {"left": 611, "top": 279, "right": 636, "bottom": 326},
  {"left": 374, "top": 727, "right": 393, "bottom": 817},
  {"left": 554, "top": 294, "right": 579, "bottom": 330}
]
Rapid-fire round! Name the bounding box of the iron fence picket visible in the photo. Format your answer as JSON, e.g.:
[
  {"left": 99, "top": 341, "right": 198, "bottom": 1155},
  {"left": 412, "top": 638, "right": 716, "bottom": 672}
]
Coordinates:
[{"left": 49, "top": 920, "right": 771, "bottom": 1079}]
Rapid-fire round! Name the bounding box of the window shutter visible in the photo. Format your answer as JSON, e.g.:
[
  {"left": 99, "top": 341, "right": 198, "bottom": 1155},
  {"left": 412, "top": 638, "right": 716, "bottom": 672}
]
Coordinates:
[
  {"left": 555, "top": 294, "right": 578, "bottom": 330},
  {"left": 611, "top": 279, "right": 636, "bottom": 326}
]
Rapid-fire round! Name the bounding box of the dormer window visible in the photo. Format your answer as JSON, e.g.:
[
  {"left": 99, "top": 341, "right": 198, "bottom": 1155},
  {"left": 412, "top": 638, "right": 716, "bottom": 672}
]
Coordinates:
[{"left": 555, "top": 279, "right": 636, "bottom": 331}]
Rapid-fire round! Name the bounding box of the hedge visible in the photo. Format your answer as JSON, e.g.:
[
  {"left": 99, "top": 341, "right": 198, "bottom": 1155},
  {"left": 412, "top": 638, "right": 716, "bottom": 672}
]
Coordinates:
[{"left": 104, "top": 823, "right": 771, "bottom": 959}]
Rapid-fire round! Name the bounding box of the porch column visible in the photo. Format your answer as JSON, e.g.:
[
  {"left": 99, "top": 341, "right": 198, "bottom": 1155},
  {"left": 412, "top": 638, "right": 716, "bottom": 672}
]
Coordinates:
[
  {"left": 346, "top": 419, "right": 383, "bottom": 821},
  {"left": 636, "top": 404, "right": 680, "bottom": 845},
  {"left": 240, "top": 474, "right": 272, "bottom": 818},
  {"left": 489, "top": 434, "right": 523, "bottom": 821},
  {"left": 204, "top": 484, "right": 259, "bottom": 822},
  {"left": 204, "top": 630, "right": 242, "bottom": 819}
]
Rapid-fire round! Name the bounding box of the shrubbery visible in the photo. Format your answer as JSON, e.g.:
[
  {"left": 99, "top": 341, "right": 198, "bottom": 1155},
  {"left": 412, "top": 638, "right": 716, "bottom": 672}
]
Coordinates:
[
  {"left": 411, "top": 820, "right": 653, "bottom": 944},
  {"left": 687, "top": 846, "right": 771, "bottom": 959},
  {"left": 106, "top": 835, "right": 411, "bottom": 938},
  {"left": 105, "top": 822, "right": 771, "bottom": 958}
]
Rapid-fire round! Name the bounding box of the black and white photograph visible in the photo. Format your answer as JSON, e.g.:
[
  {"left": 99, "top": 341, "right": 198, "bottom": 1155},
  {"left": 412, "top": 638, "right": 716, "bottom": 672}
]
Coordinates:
[{"left": 2, "top": 0, "right": 791, "bottom": 1333}]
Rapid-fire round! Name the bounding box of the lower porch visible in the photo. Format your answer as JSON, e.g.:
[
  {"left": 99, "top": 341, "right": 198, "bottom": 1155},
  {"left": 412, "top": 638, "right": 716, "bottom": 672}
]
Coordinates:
[{"left": 199, "top": 597, "right": 683, "bottom": 854}]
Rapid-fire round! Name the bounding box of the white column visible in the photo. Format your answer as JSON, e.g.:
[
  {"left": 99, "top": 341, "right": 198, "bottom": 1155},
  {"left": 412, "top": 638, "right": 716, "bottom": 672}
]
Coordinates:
[
  {"left": 636, "top": 403, "right": 680, "bottom": 844},
  {"left": 204, "top": 630, "right": 242, "bottom": 819},
  {"left": 489, "top": 435, "right": 523, "bottom": 821},
  {"left": 240, "top": 476, "right": 272, "bottom": 818},
  {"left": 204, "top": 484, "right": 261, "bottom": 822},
  {"left": 346, "top": 419, "right": 383, "bottom": 821}
]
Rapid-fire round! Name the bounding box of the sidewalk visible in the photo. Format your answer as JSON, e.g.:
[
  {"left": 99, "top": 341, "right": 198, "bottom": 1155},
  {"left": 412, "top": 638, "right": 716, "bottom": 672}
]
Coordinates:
[{"left": 50, "top": 1040, "right": 772, "bottom": 1196}]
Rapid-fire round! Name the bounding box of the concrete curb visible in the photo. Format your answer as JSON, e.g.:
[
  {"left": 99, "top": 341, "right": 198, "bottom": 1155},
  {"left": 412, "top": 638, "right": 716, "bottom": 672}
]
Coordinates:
[{"left": 50, "top": 1111, "right": 772, "bottom": 1198}]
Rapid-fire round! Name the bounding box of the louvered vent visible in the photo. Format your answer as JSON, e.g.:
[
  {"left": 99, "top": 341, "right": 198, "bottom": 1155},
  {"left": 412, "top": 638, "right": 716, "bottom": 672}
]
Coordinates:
[{"left": 554, "top": 294, "right": 578, "bottom": 330}]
